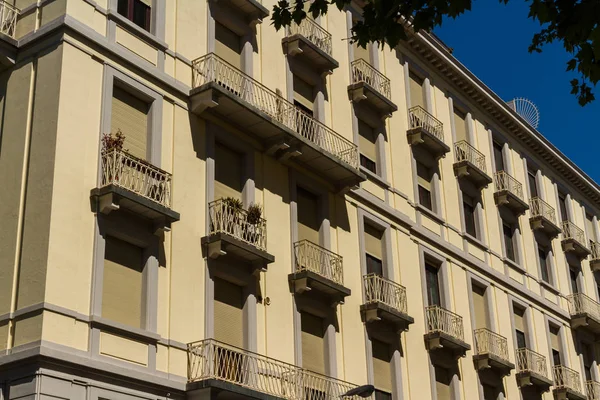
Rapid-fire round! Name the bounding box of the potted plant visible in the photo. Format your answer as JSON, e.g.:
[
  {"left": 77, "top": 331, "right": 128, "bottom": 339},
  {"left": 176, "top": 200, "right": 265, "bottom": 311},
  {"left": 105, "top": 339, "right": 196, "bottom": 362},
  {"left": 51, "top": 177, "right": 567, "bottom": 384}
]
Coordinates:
[
  {"left": 244, "top": 203, "right": 263, "bottom": 244},
  {"left": 101, "top": 129, "right": 127, "bottom": 153}
]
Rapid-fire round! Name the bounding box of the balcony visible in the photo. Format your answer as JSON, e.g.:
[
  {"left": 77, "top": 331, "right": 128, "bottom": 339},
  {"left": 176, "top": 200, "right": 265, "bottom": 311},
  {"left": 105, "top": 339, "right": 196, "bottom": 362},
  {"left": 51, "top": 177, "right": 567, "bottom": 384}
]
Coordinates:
[
  {"left": 360, "top": 274, "right": 414, "bottom": 332},
  {"left": 552, "top": 366, "right": 586, "bottom": 400},
  {"left": 424, "top": 306, "right": 470, "bottom": 358},
  {"left": 90, "top": 148, "right": 180, "bottom": 233},
  {"left": 0, "top": 1, "right": 18, "bottom": 70},
  {"left": 348, "top": 59, "right": 397, "bottom": 119},
  {"left": 590, "top": 242, "right": 600, "bottom": 272},
  {"left": 288, "top": 240, "right": 350, "bottom": 306},
  {"left": 529, "top": 197, "right": 561, "bottom": 239},
  {"left": 191, "top": 54, "right": 364, "bottom": 191},
  {"left": 561, "top": 221, "right": 591, "bottom": 259},
  {"left": 209, "top": 0, "right": 269, "bottom": 26},
  {"left": 493, "top": 171, "right": 529, "bottom": 215},
  {"left": 515, "top": 348, "right": 553, "bottom": 392},
  {"left": 187, "top": 339, "right": 365, "bottom": 399},
  {"left": 567, "top": 293, "right": 600, "bottom": 335},
  {"left": 472, "top": 328, "right": 514, "bottom": 376},
  {"left": 453, "top": 141, "right": 492, "bottom": 189},
  {"left": 587, "top": 381, "right": 600, "bottom": 400},
  {"left": 282, "top": 19, "right": 338, "bottom": 74},
  {"left": 406, "top": 106, "right": 449, "bottom": 158}
]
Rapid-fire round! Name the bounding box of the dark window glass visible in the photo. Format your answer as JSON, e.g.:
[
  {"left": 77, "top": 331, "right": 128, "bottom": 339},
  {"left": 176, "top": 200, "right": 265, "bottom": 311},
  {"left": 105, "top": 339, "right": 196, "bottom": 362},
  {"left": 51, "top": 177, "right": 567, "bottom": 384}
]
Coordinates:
[
  {"left": 493, "top": 141, "right": 504, "bottom": 172},
  {"left": 538, "top": 246, "right": 550, "bottom": 283},
  {"left": 516, "top": 330, "right": 527, "bottom": 349},
  {"left": 503, "top": 223, "right": 516, "bottom": 262},
  {"left": 463, "top": 195, "right": 477, "bottom": 237},
  {"left": 559, "top": 193, "right": 568, "bottom": 222},
  {"left": 419, "top": 186, "right": 433, "bottom": 211},
  {"left": 552, "top": 349, "right": 561, "bottom": 367},
  {"left": 583, "top": 342, "right": 593, "bottom": 381},
  {"left": 417, "top": 161, "right": 433, "bottom": 211},
  {"left": 360, "top": 155, "right": 377, "bottom": 174},
  {"left": 366, "top": 254, "right": 383, "bottom": 276},
  {"left": 426, "top": 263, "right": 441, "bottom": 306},
  {"left": 374, "top": 390, "right": 392, "bottom": 400},
  {"left": 483, "top": 384, "right": 496, "bottom": 400},
  {"left": 117, "top": 0, "right": 151, "bottom": 31},
  {"left": 570, "top": 268, "right": 579, "bottom": 294},
  {"left": 528, "top": 170, "right": 538, "bottom": 198}
]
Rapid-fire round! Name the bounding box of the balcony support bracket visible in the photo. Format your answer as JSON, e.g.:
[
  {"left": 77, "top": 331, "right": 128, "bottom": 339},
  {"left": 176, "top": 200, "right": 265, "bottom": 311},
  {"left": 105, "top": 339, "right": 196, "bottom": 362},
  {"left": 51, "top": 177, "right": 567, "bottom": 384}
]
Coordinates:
[
  {"left": 96, "top": 192, "right": 120, "bottom": 214},
  {"left": 191, "top": 88, "right": 220, "bottom": 114},
  {"left": 207, "top": 240, "right": 227, "bottom": 259},
  {"left": 285, "top": 39, "right": 303, "bottom": 57},
  {"left": 349, "top": 87, "right": 367, "bottom": 103}
]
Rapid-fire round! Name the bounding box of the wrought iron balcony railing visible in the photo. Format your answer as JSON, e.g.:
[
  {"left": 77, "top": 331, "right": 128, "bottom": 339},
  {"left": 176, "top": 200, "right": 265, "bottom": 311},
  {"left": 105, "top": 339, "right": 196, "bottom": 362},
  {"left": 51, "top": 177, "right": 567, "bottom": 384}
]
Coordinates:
[
  {"left": 289, "top": 18, "right": 332, "bottom": 55},
  {"left": 516, "top": 348, "right": 549, "bottom": 379},
  {"left": 474, "top": 328, "right": 510, "bottom": 362},
  {"left": 350, "top": 58, "right": 391, "bottom": 100},
  {"left": 363, "top": 273, "right": 407, "bottom": 314},
  {"left": 192, "top": 54, "right": 358, "bottom": 169},
  {"left": 0, "top": 1, "right": 18, "bottom": 38},
  {"left": 567, "top": 292, "right": 600, "bottom": 321},
  {"left": 294, "top": 240, "right": 344, "bottom": 286},
  {"left": 100, "top": 148, "right": 172, "bottom": 208},
  {"left": 587, "top": 380, "right": 600, "bottom": 400},
  {"left": 425, "top": 306, "right": 465, "bottom": 341},
  {"left": 208, "top": 199, "right": 267, "bottom": 251},
  {"left": 562, "top": 221, "right": 587, "bottom": 248},
  {"left": 530, "top": 197, "right": 557, "bottom": 224},
  {"left": 188, "top": 339, "right": 364, "bottom": 399},
  {"left": 553, "top": 365, "right": 583, "bottom": 395},
  {"left": 494, "top": 171, "right": 524, "bottom": 201},
  {"left": 408, "top": 106, "right": 444, "bottom": 142},
  {"left": 454, "top": 140, "right": 487, "bottom": 173}
]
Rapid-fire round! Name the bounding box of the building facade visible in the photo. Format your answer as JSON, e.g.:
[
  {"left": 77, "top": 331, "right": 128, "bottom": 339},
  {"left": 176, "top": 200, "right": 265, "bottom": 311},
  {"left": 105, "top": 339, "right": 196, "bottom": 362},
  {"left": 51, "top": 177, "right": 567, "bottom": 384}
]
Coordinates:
[{"left": 1, "top": 1, "right": 600, "bottom": 400}]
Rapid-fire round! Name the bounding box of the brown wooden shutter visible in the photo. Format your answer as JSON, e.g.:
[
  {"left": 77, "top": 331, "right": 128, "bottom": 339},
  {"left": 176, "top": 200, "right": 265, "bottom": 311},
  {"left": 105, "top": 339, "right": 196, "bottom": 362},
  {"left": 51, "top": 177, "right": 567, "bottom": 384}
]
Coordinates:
[
  {"left": 111, "top": 86, "right": 149, "bottom": 159},
  {"left": 409, "top": 72, "right": 425, "bottom": 108},
  {"left": 417, "top": 161, "right": 432, "bottom": 191},
  {"left": 297, "top": 187, "right": 320, "bottom": 244},
  {"left": 434, "top": 366, "right": 452, "bottom": 400},
  {"left": 453, "top": 107, "right": 467, "bottom": 142},
  {"left": 293, "top": 75, "right": 314, "bottom": 112},
  {"left": 215, "top": 22, "right": 241, "bottom": 69},
  {"left": 473, "top": 285, "right": 488, "bottom": 330},
  {"left": 550, "top": 328, "right": 560, "bottom": 351},
  {"left": 372, "top": 339, "right": 392, "bottom": 393},
  {"left": 358, "top": 120, "right": 377, "bottom": 162},
  {"left": 102, "top": 236, "right": 144, "bottom": 329},
  {"left": 514, "top": 308, "right": 525, "bottom": 332},
  {"left": 301, "top": 312, "right": 325, "bottom": 374},
  {"left": 364, "top": 224, "right": 383, "bottom": 259},
  {"left": 586, "top": 214, "right": 596, "bottom": 242},
  {"left": 214, "top": 278, "right": 244, "bottom": 348},
  {"left": 215, "top": 143, "right": 243, "bottom": 200}
]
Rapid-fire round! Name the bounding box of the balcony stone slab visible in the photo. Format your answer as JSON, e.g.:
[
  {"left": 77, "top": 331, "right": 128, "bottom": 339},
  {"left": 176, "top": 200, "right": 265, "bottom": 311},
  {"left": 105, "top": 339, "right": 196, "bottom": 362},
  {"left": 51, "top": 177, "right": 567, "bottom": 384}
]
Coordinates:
[
  {"left": 201, "top": 232, "right": 275, "bottom": 269},
  {"left": 494, "top": 190, "right": 529, "bottom": 215},
  {"left": 529, "top": 215, "right": 561, "bottom": 239},
  {"left": 473, "top": 353, "right": 515, "bottom": 377},
  {"left": 424, "top": 331, "right": 470, "bottom": 359},
  {"left": 516, "top": 371, "right": 553, "bottom": 393},
  {"left": 453, "top": 160, "right": 493, "bottom": 189},
  {"left": 282, "top": 34, "right": 338, "bottom": 75},
  {"left": 348, "top": 82, "right": 397, "bottom": 119},
  {"left": 288, "top": 270, "right": 351, "bottom": 306},
  {"left": 407, "top": 126, "right": 450, "bottom": 159},
  {"left": 552, "top": 387, "right": 587, "bottom": 400},
  {"left": 209, "top": 0, "right": 269, "bottom": 26},
  {"left": 360, "top": 302, "right": 414, "bottom": 332},
  {"left": 561, "top": 238, "right": 591, "bottom": 259}
]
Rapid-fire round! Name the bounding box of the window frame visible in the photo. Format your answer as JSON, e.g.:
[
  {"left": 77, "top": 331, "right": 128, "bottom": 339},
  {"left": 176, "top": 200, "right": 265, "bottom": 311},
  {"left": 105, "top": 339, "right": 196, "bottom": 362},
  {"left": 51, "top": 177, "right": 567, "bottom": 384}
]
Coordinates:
[{"left": 117, "top": 0, "right": 152, "bottom": 32}]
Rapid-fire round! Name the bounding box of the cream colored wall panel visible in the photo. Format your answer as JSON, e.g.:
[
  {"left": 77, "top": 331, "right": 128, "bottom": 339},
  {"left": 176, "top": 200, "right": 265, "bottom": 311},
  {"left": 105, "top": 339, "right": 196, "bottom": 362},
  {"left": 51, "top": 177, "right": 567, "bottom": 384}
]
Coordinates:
[
  {"left": 164, "top": 0, "right": 176, "bottom": 47},
  {"left": 175, "top": 58, "right": 192, "bottom": 88},
  {"left": 91, "top": 9, "right": 107, "bottom": 35},
  {"left": 168, "top": 346, "right": 188, "bottom": 378},
  {"left": 490, "top": 254, "right": 504, "bottom": 275},
  {"left": 42, "top": 311, "right": 88, "bottom": 351},
  {"left": 468, "top": 243, "right": 486, "bottom": 262},
  {"left": 15, "top": 9, "right": 36, "bottom": 39},
  {"left": 100, "top": 332, "right": 148, "bottom": 366},
  {"left": 156, "top": 344, "right": 169, "bottom": 373},
  {"left": 527, "top": 277, "right": 541, "bottom": 296},
  {"left": 361, "top": 179, "right": 385, "bottom": 201},
  {"left": 421, "top": 214, "right": 440, "bottom": 236},
  {"left": 116, "top": 26, "right": 158, "bottom": 65},
  {"left": 157, "top": 231, "right": 171, "bottom": 337},
  {"left": 67, "top": 0, "right": 104, "bottom": 35},
  {"left": 392, "top": 193, "right": 415, "bottom": 221},
  {"left": 447, "top": 229, "right": 463, "bottom": 250},
  {"left": 41, "top": 0, "right": 66, "bottom": 26},
  {"left": 508, "top": 265, "right": 523, "bottom": 283},
  {"left": 13, "top": 314, "right": 43, "bottom": 348},
  {"left": 45, "top": 44, "right": 101, "bottom": 314},
  {"left": 0, "top": 321, "right": 9, "bottom": 351},
  {"left": 174, "top": 0, "right": 205, "bottom": 61},
  {"left": 165, "top": 54, "right": 176, "bottom": 79},
  {"left": 544, "top": 289, "right": 558, "bottom": 304}
]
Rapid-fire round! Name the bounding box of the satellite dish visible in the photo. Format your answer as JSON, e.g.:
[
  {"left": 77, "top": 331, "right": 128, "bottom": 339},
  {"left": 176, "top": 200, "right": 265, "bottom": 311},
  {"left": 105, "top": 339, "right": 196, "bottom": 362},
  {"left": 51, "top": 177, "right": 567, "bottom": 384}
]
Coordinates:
[{"left": 507, "top": 98, "right": 540, "bottom": 129}]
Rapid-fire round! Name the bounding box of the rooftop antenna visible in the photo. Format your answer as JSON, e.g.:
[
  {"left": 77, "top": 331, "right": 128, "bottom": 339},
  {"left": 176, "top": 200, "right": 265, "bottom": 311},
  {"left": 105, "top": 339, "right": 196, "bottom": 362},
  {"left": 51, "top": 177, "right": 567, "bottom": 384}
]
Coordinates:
[{"left": 507, "top": 97, "right": 540, "bottom": 129}]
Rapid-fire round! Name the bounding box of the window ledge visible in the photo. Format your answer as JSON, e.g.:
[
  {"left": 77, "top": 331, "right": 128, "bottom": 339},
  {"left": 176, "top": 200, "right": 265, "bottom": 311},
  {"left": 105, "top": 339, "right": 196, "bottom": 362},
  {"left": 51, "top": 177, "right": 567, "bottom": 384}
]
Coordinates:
[
  {"left": 464, "top": 233, "right": 488, "bottom": 251},
  {"left": 540, "top": 280, "right": 560, "bottom": 295},
  {"left": 503, "top": 257, "right": 526, "bottom": 273},
  {"left": 108, "top": 9, "right": 168, "bottom": 51},
  {"left": 90, "top": 315, "right": 161, "bottom": 343},
  {"left": 416, "top": 204, "right": 445, "bottom": 224},
  {"left": 360, "top": 166, "right": 391, "bottom": 189}
]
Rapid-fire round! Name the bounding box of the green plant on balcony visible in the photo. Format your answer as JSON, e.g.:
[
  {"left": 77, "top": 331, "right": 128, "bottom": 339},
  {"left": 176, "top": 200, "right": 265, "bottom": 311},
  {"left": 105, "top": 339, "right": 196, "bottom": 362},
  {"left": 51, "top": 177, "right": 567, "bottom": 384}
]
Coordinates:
[
  {"left": 101, "top": 129, "right": 127, "bottom": 153},
  {"left": 247, "top": 203, "right": 262, "bottom": 225}
]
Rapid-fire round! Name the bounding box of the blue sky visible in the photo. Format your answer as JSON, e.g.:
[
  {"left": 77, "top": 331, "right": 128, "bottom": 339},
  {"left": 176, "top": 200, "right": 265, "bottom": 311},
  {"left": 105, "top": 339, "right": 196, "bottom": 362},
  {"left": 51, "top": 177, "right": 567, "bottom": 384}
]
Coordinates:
[{"left": 433, "top": 1, "right": 600, "bottom": 183}]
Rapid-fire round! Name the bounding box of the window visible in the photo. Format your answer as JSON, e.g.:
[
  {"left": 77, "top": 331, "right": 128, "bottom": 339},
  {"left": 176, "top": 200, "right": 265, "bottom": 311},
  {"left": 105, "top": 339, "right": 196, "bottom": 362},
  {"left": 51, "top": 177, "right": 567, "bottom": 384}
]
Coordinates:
[
  {"left": 472, "top": 284, "right": 488, "bottom": 330},
  {"left": 215, "top": 22, "right": 242, "bottom": 70},
  {"left": 453, "top": 107, "right": 467, "bottom": 142},
  {"left": 364, "top": 224, "right": 384, "bottom": 276},
  {"left": 503, "top": 222, "right": 516, "bottom": 262},
  {"left": 586, "top": 212, "right": 596, "bottom": 246},
  {"left": 409, "top": 71, "right": 425, "bottom": 109},
  {"left": 550, "top": 326, "right": 561, "bottom": 366},
  {"left": 297, "top": 187, "right": 320, "bottom": 244},
  {"left": 482, "top": 384, "right": 497, "bottom": 400},
  {"left": 582, "top": 342, "right": 594, "bottom": 381},
  {"left": 102, "top": 236, "right": 145, "bottom": 329},
  {"left": 214, "top": 278, "right": 244, "bottom": 348},
  {"left": 463, "top": 193, "right": 477, "bottom": 238},
  {"left": 513, "top": 306, "right": 527, "bottom": 349},
  {"left": 493, "top": 141, "right": 504, "bottom": 173},
  {"left": 434, "top": 365, "right": 452, "bottom": 400},
  {"left": 111, "top": 86, "right": 150, "bottom": 160},
  {"left": 301, "top": 312, "right": 325, "bottom": 374},
  {"left": 358, "top": 119, "right": 378, "bottom": 174},
  {"left": 528, "top": 169, "right": 538, "bottom": 198},
  {"left": 417, "top": 161, "right": 433, "bottom": 211},
  {"left": 293, "top": 75, "right": 314, "bottom": 116},
  {"left": 558, "top": 192, "right": 569, "bottom": 222},
  {"left": 538, "top": 244, "right": 551, "bottom": 284},
  {"left": 570, "top": 267, "right": 580, "bottom": 294},
  {"left": 426, "top": 263, "right": 441, "bottom": 307},
  {"left": 215, "top": 143, "right": 243, "bottom": 200},
  {"left": 372, "top": 339, "right": 393, "bottom": 397},
  {"left": 118, "top": 0, "right": 151, "bottom": 31}
]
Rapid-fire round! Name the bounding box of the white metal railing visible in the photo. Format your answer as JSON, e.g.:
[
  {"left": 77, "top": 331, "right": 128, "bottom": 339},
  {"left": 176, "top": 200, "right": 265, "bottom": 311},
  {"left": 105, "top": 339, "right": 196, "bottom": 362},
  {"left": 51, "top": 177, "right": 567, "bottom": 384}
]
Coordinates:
[
  {"left": 0, "top": 1, "right": 18, "bottom": 38},
  {"left": 100, "top": 148, "right": 172, "bottom": 208},
  {"left": 454, "top": 140, "right": 487, "bottom": 173},
  {"left": 363, "top": 273, "right": 408, "bottom": 314},
  {"left": 208, "top": 199, "right": 267, "bottom": 251},
  {"left": 192, "top": 54, "right": 358, "bottom": 169},
  {"left": 567, "top": 292, "right": 600, "bottom": 322},
  {"left": 289, "top": 18, "right": 332, "bottom": 56},
  {"left": 187, "top": 339, "right": 363, "bottom": 400},
  {"left": 592, "top": 241, "right": 600, "bottom": 262},
  {"left": 474, "top": 328, "right": 510, "bottom": 362},
  {"left": 494, "top": 171, "right": 524, "bottom": 201},
  {"left": 530, "top": 197, "right": 557, "bottom": 224},
  {"left": 350, "top": 58, "right": 391, "bottom": 100},
  {"left": 587, "top": 380, "right": 600, "bottom": 400},
  {"left": 516, "top": 348, "right": 549, "bottom": 379},
  {"left": 426, "top": 306, "right": 465, "bottom": 341},
  {"left": 553, "top": 365, "right": 583, "bottom": 395},
  {"left": 562, "top": 221, "right": 587, "bottom": 249},
  {"left": 408, "top": 106, "right": 444, "bottom": 142},
  {"left": 294, "top": 240, "right": 344, "bottom": 286}
]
